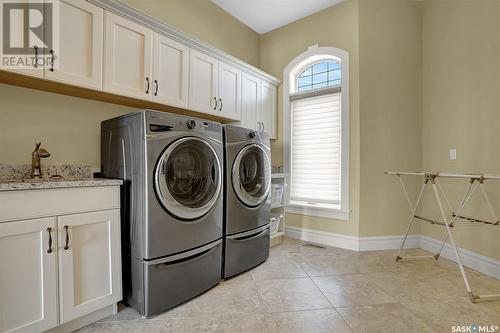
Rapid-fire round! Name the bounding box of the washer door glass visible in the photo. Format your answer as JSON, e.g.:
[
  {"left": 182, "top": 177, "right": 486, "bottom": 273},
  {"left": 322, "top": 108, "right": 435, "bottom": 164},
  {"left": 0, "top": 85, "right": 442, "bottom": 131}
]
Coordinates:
[
  {"left": 232, "top": 143, "right": 271, "bottom": 207},
  {"left": 155, "top": 137, "right": 221, "bottom": 220}
]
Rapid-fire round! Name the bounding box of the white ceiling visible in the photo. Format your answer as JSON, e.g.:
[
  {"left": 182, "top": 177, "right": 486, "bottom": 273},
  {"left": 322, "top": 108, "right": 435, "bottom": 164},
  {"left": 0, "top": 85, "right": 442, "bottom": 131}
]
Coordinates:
[{"left": 212, "top": 0, "right": 345, "bottom": 35}]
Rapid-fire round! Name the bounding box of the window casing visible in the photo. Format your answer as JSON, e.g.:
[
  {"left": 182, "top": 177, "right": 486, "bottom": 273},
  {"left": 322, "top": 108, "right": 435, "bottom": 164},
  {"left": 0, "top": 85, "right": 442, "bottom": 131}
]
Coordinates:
[{"left": 283, "top": 46, "right": 349, "bottom": 220}]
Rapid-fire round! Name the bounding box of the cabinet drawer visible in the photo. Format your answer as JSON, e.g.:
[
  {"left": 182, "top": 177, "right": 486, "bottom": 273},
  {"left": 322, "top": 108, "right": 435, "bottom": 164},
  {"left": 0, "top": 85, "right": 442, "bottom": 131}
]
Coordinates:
[{"left": 0, "top": 186, "right": 120, "bottom": 222}]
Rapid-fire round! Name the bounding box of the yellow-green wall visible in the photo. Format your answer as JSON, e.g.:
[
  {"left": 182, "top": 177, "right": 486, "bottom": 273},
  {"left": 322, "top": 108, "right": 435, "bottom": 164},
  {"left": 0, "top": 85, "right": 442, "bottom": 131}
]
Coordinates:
[
  {"left": 0, "top": 84, "right": 134, "bottom": 168},
  {"left": 259, "top": 0, "right": 423, "bottom": 238},
  {"left": 259, "top": 0, "right": 361, "bottom": 236},
  {"left": 358, "top": 0, "right": 422, "bottom": 237},
  {"left": 420, "top": 0, "right": 500, "bottom": 260},
  {"left": 122, "top": 0, "right": 260, "bottom": 67}
]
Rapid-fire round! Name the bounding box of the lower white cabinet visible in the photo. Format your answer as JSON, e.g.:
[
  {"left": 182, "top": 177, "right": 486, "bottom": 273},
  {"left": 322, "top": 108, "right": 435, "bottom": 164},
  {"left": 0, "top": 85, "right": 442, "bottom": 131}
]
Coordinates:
[
  {"left": 0, "top": 217, "right": 58, "bottom": 333},
  {"left": 0, "top": 186, "right": 122, "bottom": 333},
  {"left": 58, "top": 210, "right": 122, "bottom": 323}
]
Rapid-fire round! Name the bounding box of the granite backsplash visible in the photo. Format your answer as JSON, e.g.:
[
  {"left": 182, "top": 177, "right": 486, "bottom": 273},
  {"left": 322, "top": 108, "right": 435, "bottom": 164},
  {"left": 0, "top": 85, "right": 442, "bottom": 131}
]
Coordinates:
[{"left": 0, "top": 164, "right": 92, "bottom": 180}]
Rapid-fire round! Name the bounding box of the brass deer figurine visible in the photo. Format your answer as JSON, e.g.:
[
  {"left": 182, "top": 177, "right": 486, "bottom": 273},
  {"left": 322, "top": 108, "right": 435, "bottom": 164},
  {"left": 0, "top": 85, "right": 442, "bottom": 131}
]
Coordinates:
[{"left": 31, "top": 142, "right": 51, "bottom": 178}]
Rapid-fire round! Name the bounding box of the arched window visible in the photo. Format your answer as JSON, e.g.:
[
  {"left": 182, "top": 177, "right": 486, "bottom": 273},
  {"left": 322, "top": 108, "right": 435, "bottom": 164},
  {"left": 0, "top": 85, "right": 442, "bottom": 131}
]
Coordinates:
[
  {"left": 297, "top": 61, "right": 341, "bottom": 92},
  {"left": 283, "top": 45, "right": 349, "bottom": 220}
]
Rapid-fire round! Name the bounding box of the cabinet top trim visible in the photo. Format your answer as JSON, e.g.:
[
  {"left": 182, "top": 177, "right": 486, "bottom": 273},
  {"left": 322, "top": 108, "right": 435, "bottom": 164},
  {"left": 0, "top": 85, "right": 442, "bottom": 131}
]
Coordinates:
[{"left": 88, "top": 0, "right": 281, "bottom": 86}]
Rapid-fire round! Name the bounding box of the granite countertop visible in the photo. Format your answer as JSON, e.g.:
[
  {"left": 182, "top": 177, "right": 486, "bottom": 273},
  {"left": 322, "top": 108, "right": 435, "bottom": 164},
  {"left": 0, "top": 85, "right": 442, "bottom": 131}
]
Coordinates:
[
  {"left": 0, "top": 164, "right": 123, "bottom": 191},
  {"left": 0, "top": 178, "right": 123, "bottom": 191}
]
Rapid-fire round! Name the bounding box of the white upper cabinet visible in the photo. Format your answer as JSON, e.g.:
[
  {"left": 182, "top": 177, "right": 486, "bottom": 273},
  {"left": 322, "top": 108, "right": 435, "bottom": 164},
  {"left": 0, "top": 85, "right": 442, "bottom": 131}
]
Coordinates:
[
  {"left": 45, "top": 0, "right": 103, "bottom": 90},
  {"left": 58, "top": 210, "right": 121, "bottom": 323},
  {"left": 152, "top": 33, "right": 189, "bottom": 108},
  {"left": 260, "top": 81, "right": 277, "bottom": 139},
  {"left": 0, "top": 0, "right": 44, "bottom": 78},
  {"left": 104, "top": 11, "right": 152, "bottom": 100},
  {"left": 241, "top": 72, "right": 260, "bottom": 131},
  {"left": 1, "top": 3, "right": 279, "bottom": 126},
  {"left": 241, "top": 73, "right": 277, "bottom": 139},
  {"left": 189, "top": 50, "right": 219, "bottom": 114},
  {"left": 218, "top": 62, "right": 241, "bottom": 121},
  {"left": 0, "top": 217, "right": 58, "bottom": 333}
]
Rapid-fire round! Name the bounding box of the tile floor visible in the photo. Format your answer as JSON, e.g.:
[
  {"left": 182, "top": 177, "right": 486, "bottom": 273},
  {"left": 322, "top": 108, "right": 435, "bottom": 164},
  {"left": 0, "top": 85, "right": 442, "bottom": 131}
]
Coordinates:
[{"left": 77, "top": 238, "right": 500, "bottom": 333}]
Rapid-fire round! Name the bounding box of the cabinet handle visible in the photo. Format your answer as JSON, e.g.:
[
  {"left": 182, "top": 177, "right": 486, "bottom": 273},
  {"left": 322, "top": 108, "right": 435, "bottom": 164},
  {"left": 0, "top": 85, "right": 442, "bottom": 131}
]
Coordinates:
[
  {"left": 145, "top": 77, "right": 150, "bottom": 94},
  {"left": 258, "top": 122, "right": 262, "bottom": 131},
  {"left": 262, "top": 122, "right": 265, "bottom": 132},
  {"left": 64, "top": 225, "right": 70, "bottom": 250},
  {"left": 213, "top": 97, "right": 218, "bottom": 111},
  {"left": 154, "top": 79, "right": 158, "bottom": 96},
  {"left": 34, "top": 46, "right": 39, "bottom": 68},
  {"left": 46, "top": 227, "right": 53, "bottom": 253},
  {"left": 219, "top": 98, "right": 223, "bottom": 111},
  {"left": 49, "top": 50, "right": 55, "bottom": 71}
]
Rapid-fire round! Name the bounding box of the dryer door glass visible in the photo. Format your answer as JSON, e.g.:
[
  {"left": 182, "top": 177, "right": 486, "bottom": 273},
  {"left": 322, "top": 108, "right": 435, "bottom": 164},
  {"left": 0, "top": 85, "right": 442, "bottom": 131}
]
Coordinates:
[
  {"left": 232, "top": 143, "right": 271, "bottom": 207},
  {"left": 155, "top": 137, "right": 221, "bottom": 220}
]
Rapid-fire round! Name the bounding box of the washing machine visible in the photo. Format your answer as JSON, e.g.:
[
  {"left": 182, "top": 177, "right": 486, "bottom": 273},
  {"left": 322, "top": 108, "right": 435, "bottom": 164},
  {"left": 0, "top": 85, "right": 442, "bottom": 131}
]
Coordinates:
[
  {"left": 101, "top": 110, "right": 223, "bottom": 317},
  {"left": 223, "top": 125, "right": 271, "bottom": 278}
]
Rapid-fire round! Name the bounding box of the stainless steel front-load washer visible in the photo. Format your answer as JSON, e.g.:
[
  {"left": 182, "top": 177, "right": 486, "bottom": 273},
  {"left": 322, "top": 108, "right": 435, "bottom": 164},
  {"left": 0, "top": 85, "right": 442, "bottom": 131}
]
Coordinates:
[
  {"left": 223, "top": 125, "right": 271, "bottom": 278},
  {"left": 101, "top": 110, "right": 223, "bottom": 317}
]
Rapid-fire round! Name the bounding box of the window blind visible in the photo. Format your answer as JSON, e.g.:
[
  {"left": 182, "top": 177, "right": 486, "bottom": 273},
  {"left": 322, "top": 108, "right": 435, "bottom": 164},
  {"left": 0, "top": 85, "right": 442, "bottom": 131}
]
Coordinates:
[{"left": 290, "top": 92, "right": 341, "bottom": 205}]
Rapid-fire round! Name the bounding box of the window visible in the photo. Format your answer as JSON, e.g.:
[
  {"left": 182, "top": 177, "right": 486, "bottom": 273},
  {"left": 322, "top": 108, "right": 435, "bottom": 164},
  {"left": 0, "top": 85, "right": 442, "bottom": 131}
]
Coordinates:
[
  {"left": 283, "top": 45, "right": 349, "bottom": 220},
  {"left": 297, "top": 61, "right": 341, "bottom": 92}
]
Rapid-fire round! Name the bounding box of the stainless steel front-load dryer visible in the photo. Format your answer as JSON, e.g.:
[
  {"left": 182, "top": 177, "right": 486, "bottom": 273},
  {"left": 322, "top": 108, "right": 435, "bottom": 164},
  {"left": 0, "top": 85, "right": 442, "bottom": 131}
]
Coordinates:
[
  {"left": 101, "top": 110, "right": 223, "bottom": 317},
  {"left": 223, "top": 125, "right": 271, "bottom": 278}
]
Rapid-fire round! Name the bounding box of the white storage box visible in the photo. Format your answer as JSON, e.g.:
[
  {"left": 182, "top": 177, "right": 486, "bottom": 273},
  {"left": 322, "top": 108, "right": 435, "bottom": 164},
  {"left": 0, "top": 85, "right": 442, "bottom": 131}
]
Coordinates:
[
  {"left": 270, "top": 213, "right": 283, "bottom": 234},
  {"left": 271, "top": 184, "right": 284, "bottom": 207}
]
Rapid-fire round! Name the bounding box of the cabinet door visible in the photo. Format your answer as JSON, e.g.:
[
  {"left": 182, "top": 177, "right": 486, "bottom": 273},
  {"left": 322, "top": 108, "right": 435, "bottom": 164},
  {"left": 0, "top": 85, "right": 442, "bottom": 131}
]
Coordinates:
[
  {"left": 0, "top": 0, "right": 44, "bottom": 78},
  {"left": 241, "top": 72, "right": 260, "bottom": 131},
  {"left": 45, "top": 0, "right": 103, "bottom": 90},
  {"left": 152, "top": 33, "right": 189, "bottom": 108},
  {"left": 260, "top": 81, "right": 277, "bottom": 139},
  {"left": 0, "top": 217, "right": 58, "bottom": 333},
  {"left": 188, "top": 50, "right": 218, "bottom": 114},
  {"left": 218, "top": 62, "right": 241, "bottom": 121},
  {"left": 103, "top": 11, "right": 152, "bottom": 100},
  {"left": 58, "top": 210, "right": 121, "bottom": 323}
]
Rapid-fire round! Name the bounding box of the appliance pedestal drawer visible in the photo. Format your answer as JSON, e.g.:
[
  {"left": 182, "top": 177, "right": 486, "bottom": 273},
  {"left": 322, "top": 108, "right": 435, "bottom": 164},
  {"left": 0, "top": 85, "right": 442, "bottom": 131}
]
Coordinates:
[
  {"left": 143, "top": 239, "right": 222, "bottom": 317},
  {"left": 224, "top": 225, "right": 270, "bottom": 278}
]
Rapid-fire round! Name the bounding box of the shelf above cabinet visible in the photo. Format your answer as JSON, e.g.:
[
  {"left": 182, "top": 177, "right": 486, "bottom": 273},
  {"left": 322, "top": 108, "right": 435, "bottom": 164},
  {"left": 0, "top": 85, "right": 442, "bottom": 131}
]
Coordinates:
[{"left": 0, "top": 70, "right": 235, "bottom": 123}]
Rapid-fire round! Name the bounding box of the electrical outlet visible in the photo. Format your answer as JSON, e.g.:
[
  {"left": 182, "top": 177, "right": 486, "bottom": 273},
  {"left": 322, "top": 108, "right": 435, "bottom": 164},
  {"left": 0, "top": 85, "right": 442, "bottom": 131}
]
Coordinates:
[{"left": 449, "top": 148, "right": 457, "bottom": 160}]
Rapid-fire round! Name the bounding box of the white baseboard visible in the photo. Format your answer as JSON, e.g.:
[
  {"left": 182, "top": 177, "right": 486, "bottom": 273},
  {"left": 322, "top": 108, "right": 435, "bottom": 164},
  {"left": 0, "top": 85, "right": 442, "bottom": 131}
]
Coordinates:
[
  {"left": 358, "top": 235, "right": 421, "bottom": 251},
  {"left": 285, "top": 226, "right": 420, "bottom": 252},
  {"left": 284, "top": 227, "right": 500, "bottom": 280},
  {"left": 420, "top": 235, "right": 500, "bottom": 280},
  {"left": 285, "top": 226, "right": 359, "bottom": 251}
]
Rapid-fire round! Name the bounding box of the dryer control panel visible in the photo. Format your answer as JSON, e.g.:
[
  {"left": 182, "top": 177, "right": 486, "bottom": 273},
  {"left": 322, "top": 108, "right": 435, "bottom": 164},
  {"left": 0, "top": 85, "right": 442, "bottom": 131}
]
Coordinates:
[{"left": 145, "top": 110, "right": 222, "bottom": 139}]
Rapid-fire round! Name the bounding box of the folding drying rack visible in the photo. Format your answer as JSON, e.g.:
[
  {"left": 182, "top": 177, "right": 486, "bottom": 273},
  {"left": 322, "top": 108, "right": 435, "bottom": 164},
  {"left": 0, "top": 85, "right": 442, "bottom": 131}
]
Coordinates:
[{"left": 386, "top": 171, "right": 500, "bottom": 303}]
